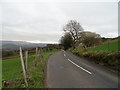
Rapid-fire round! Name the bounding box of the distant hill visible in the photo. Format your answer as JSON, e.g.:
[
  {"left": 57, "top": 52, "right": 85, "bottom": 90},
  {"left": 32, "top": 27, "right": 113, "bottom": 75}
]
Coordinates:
[{"left": 1, "top": 40, "right": 47, "bottom": 51}]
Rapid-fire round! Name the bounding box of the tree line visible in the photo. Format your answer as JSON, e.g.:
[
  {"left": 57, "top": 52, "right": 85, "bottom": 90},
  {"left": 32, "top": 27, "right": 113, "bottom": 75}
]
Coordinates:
[{"left": 60, "top": 20, "right": 102, "bottom": 50}]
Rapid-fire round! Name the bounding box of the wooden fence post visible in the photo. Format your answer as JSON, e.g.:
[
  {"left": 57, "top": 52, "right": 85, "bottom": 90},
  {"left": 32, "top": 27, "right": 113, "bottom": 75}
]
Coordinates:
[
  {"left": 36, "top": 48, "right": 38, "bottom": 55},
  {"left": 35, "top": 48, "right": 38, "bottom": 61},
  {"left": 37, "top": 48, "right": 40, "bottom": 58},
  {"left": 25, "top": 51, "right": 28, "bottom": 70},
  {"left": 39, "top": 48, "right": 42, "bottom": 58},
  {"left": 20, "top": 47, "right": 28, "bottom": 87}
]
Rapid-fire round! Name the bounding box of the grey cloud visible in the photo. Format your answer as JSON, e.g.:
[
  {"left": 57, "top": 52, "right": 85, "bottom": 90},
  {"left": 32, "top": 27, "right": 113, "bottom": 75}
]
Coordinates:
[{"left": 1, "top": 1, "right": 118, "bottom": 43}]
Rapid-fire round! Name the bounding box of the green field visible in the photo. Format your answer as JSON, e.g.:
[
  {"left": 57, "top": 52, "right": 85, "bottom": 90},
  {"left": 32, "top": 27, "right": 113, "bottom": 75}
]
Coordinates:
[
  {"left": 2, "top": 49, "right": 57, "bottom": 88},
  {"left": 88, "top": 39, "right": 120, "bottom": 51},
  {"left": 2, "top": 55, "right": 35, "bottom": 81},
  {"left": 2, "top": 54, "right": 36, "bottom": 88}
]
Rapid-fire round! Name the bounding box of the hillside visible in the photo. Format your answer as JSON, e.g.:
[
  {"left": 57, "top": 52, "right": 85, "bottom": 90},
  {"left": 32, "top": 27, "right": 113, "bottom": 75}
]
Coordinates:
[
  {"left": 88, "top": 39, "right": 120, "bottom": 51},
  {"left": 1, "top": 41, "right": 47, "bottom": 51}
]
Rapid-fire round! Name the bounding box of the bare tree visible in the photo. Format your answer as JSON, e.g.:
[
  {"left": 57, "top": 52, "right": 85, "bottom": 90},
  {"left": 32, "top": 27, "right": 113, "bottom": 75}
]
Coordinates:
[{"left": 63, "top": 20, "right": 84, "bottom": 41}]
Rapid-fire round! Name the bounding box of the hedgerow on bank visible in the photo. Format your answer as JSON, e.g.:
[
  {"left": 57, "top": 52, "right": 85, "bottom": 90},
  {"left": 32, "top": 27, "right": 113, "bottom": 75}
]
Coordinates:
[{"left": 70, "top": 48, "right": 120, "bottom": 71}]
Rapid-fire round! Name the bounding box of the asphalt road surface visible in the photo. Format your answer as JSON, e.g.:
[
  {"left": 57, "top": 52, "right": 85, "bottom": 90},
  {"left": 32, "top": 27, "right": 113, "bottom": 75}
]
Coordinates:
[{"left": 46, "top": 50, "right": 119, "bottom": 88}]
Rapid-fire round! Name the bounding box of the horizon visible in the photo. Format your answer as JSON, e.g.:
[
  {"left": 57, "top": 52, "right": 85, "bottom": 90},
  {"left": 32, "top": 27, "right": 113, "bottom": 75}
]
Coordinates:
[
  {"left": 1, "top": 39, "right": 59, "bottom": 44},
  {"left": 1, "top": 35, "right": 119, "bottom": 44}
]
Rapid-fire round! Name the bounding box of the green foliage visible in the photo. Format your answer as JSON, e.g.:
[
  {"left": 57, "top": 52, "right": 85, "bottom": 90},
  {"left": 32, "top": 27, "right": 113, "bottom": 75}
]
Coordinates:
[
  {"left": 79, "top": 31, "right": 101, "bottom": 47},
  {"left": 2, "top": 50, "right": 19, "bottom": 58},
  {"left": 71, "top": 48, "right": 84, "bottom": 56},
  {"left": 60, "top": 33, "right": 74, "bottom": 50}
]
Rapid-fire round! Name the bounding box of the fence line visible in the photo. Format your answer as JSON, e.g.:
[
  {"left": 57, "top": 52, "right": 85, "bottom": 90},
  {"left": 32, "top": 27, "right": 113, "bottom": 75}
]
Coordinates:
[
  {"left": 19, "top": 47, "right": 50, "bottom": 87},
  {"left": 2, "top": 47, "right": 53, "bottom": 87}
]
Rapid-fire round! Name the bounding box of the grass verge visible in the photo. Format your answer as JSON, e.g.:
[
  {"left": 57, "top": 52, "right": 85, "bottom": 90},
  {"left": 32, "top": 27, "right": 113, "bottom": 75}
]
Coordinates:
[
  {"left": 27, "top": 50, "right": 57, "bottom": 88},
  {"left": 70, "top": 48, "right": 120, "bottom": 71}
]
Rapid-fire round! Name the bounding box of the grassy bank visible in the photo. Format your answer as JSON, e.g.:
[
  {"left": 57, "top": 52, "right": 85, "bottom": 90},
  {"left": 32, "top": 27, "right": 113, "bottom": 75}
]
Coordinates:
[
  {"left": 70, "top": 48, "right": 120, "bottom": 71},
  {"left": 70, "top": 39, "right": 120, "bottom": 71},
  {"left": 88, "top": 39, "right": 120, "bottom": 51},
  {"left": 2, "top": 49, "right": 57, "bottom": 88}
]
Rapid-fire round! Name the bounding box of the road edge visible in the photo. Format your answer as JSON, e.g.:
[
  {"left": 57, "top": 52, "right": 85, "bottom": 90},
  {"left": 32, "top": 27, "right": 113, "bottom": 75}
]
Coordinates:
[{"left": 43, "top": 51, "right": 59, "bottom": 88}]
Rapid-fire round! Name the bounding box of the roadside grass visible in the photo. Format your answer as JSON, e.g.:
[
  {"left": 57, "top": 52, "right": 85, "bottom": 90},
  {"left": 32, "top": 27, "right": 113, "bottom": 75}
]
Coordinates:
[
  {"left": 88, "top": 39, "right": 120, "bottom": 51},
  {"left": 70, "top": 39, "right": 120, "bottom": 71},
  {"left": 70, "top": 48, "right": 120, "bottom": 71},
  {"left": 28, "top": 50, "right": 57, "bottom": 88},
  {"left": 2, "top": 49, "right": 57, "bottom": 88}
]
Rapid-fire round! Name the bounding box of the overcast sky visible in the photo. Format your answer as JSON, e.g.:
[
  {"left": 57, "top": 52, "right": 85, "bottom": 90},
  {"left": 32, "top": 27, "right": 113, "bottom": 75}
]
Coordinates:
[{"left": 0, "top": 0, "right": 119, "bottom": 43}]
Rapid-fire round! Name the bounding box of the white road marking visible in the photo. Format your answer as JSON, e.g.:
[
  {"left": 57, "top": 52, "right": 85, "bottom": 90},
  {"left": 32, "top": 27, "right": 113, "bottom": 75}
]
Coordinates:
[
  {"left": 64, "top": 54, "right": 66, "bottom": 57},
  {"left": 67, "top": 59, "right": 92, "bottom": 75}
]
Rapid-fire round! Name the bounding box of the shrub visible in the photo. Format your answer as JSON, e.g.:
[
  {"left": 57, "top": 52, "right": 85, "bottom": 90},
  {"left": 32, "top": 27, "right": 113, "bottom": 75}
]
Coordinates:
[{"left": 104, "top": 52, "right": 120, "bottom": 66}]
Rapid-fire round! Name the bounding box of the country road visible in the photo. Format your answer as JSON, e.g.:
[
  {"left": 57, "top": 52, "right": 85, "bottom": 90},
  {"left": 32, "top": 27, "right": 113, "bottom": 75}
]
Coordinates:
[{"left": 46, "top": 50, "right": 119, "bottom": 88}]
